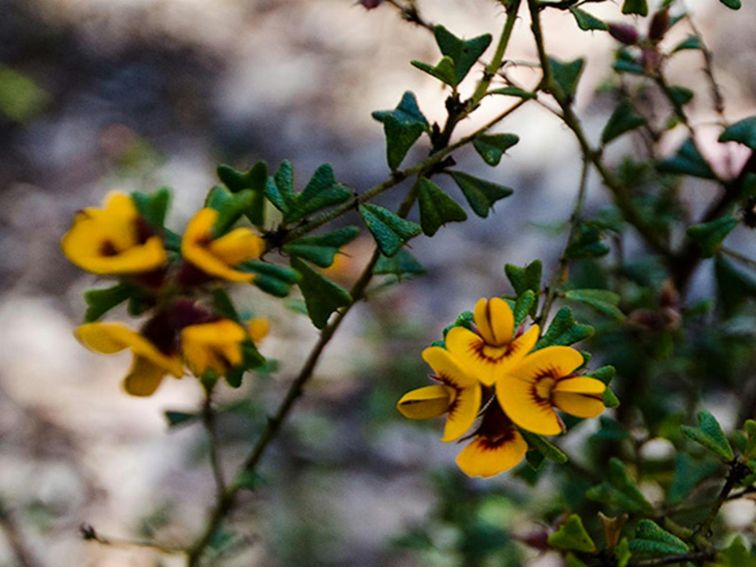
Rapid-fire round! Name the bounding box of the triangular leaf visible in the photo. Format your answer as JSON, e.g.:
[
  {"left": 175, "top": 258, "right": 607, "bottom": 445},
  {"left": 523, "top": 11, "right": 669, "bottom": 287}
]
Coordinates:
[
  {"left": 570, "top": 8, "right": 608, "bottom": 31},
  {"left": 264, "top": 160, "right": 297, "bottom": 215},
  {"left": 449, "top": 171, "right": 513, "bottom": 217},
  {"left": 681, "top": 410, "right": 735, "bottom": 461},
  {"left": 217, "top": 161, "right": 268, "bottom": 226},
  {"left": 411, "top": 56, "right": 457, "bottom": 86},
  {"left": 488, "top": 86, "right": 536, "bottom": 99},
  {"left": 84, "top": 284, "right": 133, "bottom": 322},
  {"left": 164, "top": 410, "right": 200, "bottom": 428},
  {"left": 621, "top": 0, "right": 649, "bottom": 16},
  {"left": 586, "top": 458, "right": 654, "bottom": 514},
  {"left": 564, "top": 289, "right": 625, "bottom": 320},
  {"left": 719, "top": 0, "right": 741, "bottom": 9},
  {"left": 667, "top": 86, "right": 694, "bottom": 107},
  {"left": 548, "top": 515, "right": 596, "bottom": 553},
  {"left": 473, "top": 133, "right": 519, "bottom": 166},
  {"left": 601, "top": 100, "right": 646, "bottom": 145},
  {"left": 549, "top": 57, "right": 585, "bottom": 102},
  {"left": 237, "top": 260, "right": 301, "bottom": 298},
  {"left": 519, "top": 429, "right": 568, "bottom": 464},
  {"left": 417, "top": 177, "right": 467, "bottom": 236},
  {"left": 719, "top": 116, "right": 756, "bottom": 149},
  {"left": 537, "top": 307, "right": 594, "bottom": 349},
  {"left": 374, "top": 249, "right": 426, "bottom": 279},
  {"left": 359, "top": 203, "right": 421, "bottom": 257},
  {"left": 513, "top": 290, "right": 536, "bottom": 328},
  {"left": 505, "top": 260, "right": 543, "bottom": 298},
  {"left": 687, "top": 215, "right": 738, "bottom": 257},
  {"left": 291, "top": 258, "right": 352, "bottom": 329},
  {"left": 433, "top": 26, "right": 492, "bottom": 84},
  {"left": 283, "top": 226, "right": 361, "bottom": 268},
  {"left": 372, "top": 92, "right": 429, "bottom": 170},
  {"left": 132, "top": 187, "right": 171, "bottom": 229},
  {"left": 629, "top": 520, "right": 688, "bottom": 556},
  {"left": 672, "top": 35, "right": 703, "bottom": 53},
  {"left": 288, "top": 164, "right": 352, "bottom": 223},
  {"left": 657, "top": 139, "right": 716, "bottom": 179}
]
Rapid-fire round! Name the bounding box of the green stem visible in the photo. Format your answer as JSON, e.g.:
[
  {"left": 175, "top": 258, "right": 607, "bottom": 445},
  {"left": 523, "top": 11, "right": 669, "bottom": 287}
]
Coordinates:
[{"left": 201, "top": 383, "right": 226, "bottom": 500}]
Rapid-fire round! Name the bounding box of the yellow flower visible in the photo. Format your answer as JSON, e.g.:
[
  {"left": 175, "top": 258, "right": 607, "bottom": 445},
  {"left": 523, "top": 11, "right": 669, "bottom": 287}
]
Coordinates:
[
  {"left": 455, "top": 403, "right": 529, "bottom": 478},
  {"left": 445, "top": 297, "right": 540, "bottom": 386},
  {"left": 181, "top": 319, "right": 246, "bottom": 377},
  {"left": 181, "top": 208, "right": 264, "bottom": 283},
  {"left": 397, "top": 346, "right": 482, "bottom": 442},
  {"left": 496, "top": 346, "right": 606, "bottom": 435},
  {"left": 61, "top": 192, "right": 167, "bottom": 275},
  {"left": 75, "top": 322, "right": 183, "bottom": 396},
  {"left": 247, "top": 317, "right": 270, "bottom": 343}
]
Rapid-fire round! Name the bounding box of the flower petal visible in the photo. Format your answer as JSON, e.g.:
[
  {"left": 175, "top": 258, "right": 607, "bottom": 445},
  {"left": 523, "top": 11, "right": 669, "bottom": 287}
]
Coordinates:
[
  {"left": 474, "top": 297, "right": 514, "bottom": 347},
  {"left": 209, "top": 228, "right": 264, "bottom": 265},
  {"left": 181, "top": 319, "right": 246, "bottom": 377},
  {"left": 501, "top": 324, "right": 540, "bottom": 372},
  {"left": 455, "top": 429, "right": 528, "bottom": 478},
  {"left": 123, "top": 356, "right": 167, "bottom": 397},
  {"left": 421, "top": 346, "right": 477, "bottom": 389},
  {"left": 509, "top": 346, "right": 583, "bottom": 382},
  {"left": 554, "top": 377, "right": 606, "bottom": 395},
  {"left": 496, "top": 375, "right": 564, "bottom": 435},
  {"left": 552, "top": 392, "right": 605, "bottom": 419},
  {"left": 397, "top": 385, "right": 452, "bottom": 419},
  {"left": 247, "top": 318, "right": 270, "bottom": 343},
  {"left": 445, "top": 326, "right": 500, "bottom": 386},
  {"left": 442, "top": 383, "right": 481, "bottom": 442}
]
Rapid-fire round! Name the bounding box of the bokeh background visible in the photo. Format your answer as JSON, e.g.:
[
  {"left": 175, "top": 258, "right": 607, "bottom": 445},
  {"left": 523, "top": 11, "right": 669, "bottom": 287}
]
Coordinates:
[{"left": 0, "top": 0, "right": 754, "bottom": 565}]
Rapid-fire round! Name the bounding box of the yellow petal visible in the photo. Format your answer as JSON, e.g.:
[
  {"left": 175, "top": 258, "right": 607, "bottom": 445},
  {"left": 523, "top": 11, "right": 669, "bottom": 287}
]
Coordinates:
[
  {"left": 421, "top": 346, "right": 477, "bottom": 389},
  {"left": 499, "top": 324, "right": 540, "bottom": 373},
  {"left": 397, "top": 385, "right": 452, "bottom": 419},
  {"left": 442, "top": 383, "right": 481, "bottom": 442},
  {"left": 247, "top": 318, "right": 269, "bottom": 343},
  {"left": 509, "top": 346, "right": 583, "bottom": 382},
  {"left": 554, "top": 377, "right": 606, "bottom": 395},
  {"left": 455, "top": 430, "right": 528, "bottom": 478},
  {"left": 474, "top": 297, "right": 514, "bottom": 346},
  {"left": 496, "top": 375, "right": 563, "bottom": 435},
  {"left": 552, "top": 392, "right": 605, "bottom": 419},
  {"left": 123, "top": 356, "right": 167, "bottom": 397},
  {"left": 75, "top": 322, "right": 133, "bottom": 354},
  {"left": 209, "top": 228, "right": 264, "bottom": 265},
  {"left": 445, "top": 326, "right": 498, "bottom": 386},
  {"left": 181, "top": 319, "right": 246, "bottom": 377}
]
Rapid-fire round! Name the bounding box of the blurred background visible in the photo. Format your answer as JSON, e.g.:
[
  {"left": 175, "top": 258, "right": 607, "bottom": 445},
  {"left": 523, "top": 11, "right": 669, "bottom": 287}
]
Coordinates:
[{"left": 0, "top": 0, "right": 754, "bottom": 565}]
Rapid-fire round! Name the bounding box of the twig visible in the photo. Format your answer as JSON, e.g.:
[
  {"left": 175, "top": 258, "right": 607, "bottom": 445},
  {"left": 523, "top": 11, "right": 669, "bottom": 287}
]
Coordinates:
[
  {"left": 202, "top": 383, "right": 226, "bottom": 500},
  {"left": 721, "top": 246, "right": 756, "bottom": 269},
  {"left": 79, "top": 523, "right": 185, "bottom": 556}
]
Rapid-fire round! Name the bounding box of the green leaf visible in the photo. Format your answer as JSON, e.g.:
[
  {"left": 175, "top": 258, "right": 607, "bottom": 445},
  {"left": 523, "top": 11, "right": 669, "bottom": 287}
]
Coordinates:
[
  {"left": 417, "top": 177, "right": 467, "bottom": 236},
  {"left": 513, "top": 290, "right": 536, "bottom": 328},
  {"left": 519, "top": 429, "right": 568, "bottom": 464},
  {"left": 372, "top": 92, "right": 429, "bottom": 170},
  {"left": 719, "top": 116, "right": 756, "bottom": 149},
  {"left": 210, "top": 287, "right": 239, "bottom": 320},
  {"left": 681, "top": 410, "right": 735, "bottom": 461},
  {"left": 687, "top": 216, "right": 738, "bottom": 257},
  {"left": 290, "top": 258, "right": 351, "bottom": 329},
  {"left": 449, "top": 171, "right": 513, "bottom": 217},
  {"left": 601, "top": 100, "right": 646, "bottom": 145},
  {"left": 629, "top": 520, "right": 688, "bottom": 556},
  {"left": 719, "top": 0, "right": 741, "bottom": 9},
  {"left": 132, "top": 187, "right": 171, "bottom": 228},
  {"left": 488, "top": 86, "right": 536, "bottom": 99},
  {"left": 549, "top": 57, "right": 585, "bottom": 102},
  {"left": 84, "top": 284, "right": 133, "bottom": 322},
  {"left": 719, "top": 537, "right": 756, "bottom": 567},
  {"left": 205, "top": 186, "right": 256, "bottom": 235},
  {"left": 217, "top": 161, "right": 268, "bottom": 226},
  {"left": 473, "top": 133, "right": 520, "bottom": 166},
  {"left": 622, "top": 0, "right": 649, "bottom": 16},
  {"left": 164, "top": 410, "right": 200, "bottom": 428},
  {"left": 505, "top": 260, "right": 543, "bottom": 298},
  {"left": 374, "top": 249, "right": 426, "bottom": 279},
  {"left": 283, "top": 226, "right": 360, "bottom": 268},
  {"left": 603, "top": 387, "right": 620, "bottom": 408},
  {"left": 587, "top": 365, "right": 616, "bottom": 385},
  {"left": 359, "top": 204, "right": 421, "bottom": 257},
  {"left": 289, "top": 164, "right": 352, "bottom": 223},
  {"left": 548, "top": 515, "right": 596, "bottom": 553},
  {"left": 237, "top": 260, "right": 301, "bottom": 297},
  {"left": 672, "top": 35, "right": 703, "bottom": 53},
  {"left": 537, "top": 307, "right": 594, "bottom": 348},
  {"left": 613, "top": 49, "right": 644, "bottom": 75},
  {"left": 667, "top": 86, "right": 694, "bottom": 107},
  {"left": 715, "top": 255, "right": 756, "bottom": 316},
  {"left": 564, "top": 289, "right": 625, "bottom": 320},
  {"left": 615, "top": 538, "right": 632, "bottom": 567},
  {"left": 586, "top": 458, "right": 654, "bottom": 514},
  {"left": 411, "top": 56, "right": 457, "bottom": 87},
  {"left": 570, "top": 7, "right": 608, "bottom": 31},
  {"left": 265, "top": 160, "right": 296, "bottom": 214},
  {"left": 433, "top": 26, "right": 492, "bottom": 84},
  {"left": 657, "top": 138, "right": 716, "bottom": 179},
  {"left": 566, "top": 222, "right": 610, "bottom": 258},
  {"left": 666, "top": 454, "right": 721, "bottom": 504},
  {"left": 235, "top": 470, "right": 267, "bottom": 491}
]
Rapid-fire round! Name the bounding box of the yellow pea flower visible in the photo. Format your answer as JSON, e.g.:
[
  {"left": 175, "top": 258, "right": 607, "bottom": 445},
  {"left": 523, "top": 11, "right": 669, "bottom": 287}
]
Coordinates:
[
  {"left": 181, "top": 208, "right": 264, "bottom": 283},
  {"left": 61, "top": 192, "right": 167, "bottom": 275},
  {"left": 247, "top": 317, "right": 269, "bottom": 344},
  {"left": 445, "top": 297, "right": 540, "bottom": 386},
  {"left": 496, "top": 346, "right": 606, "bottom": 435},
  {"left": 455, "top": 403, "right": 529, "bottom": 478},
  {"left": 397, "top": 346, "right": 481, "bottom": 442},
  {"left": 181, "top": 319, "right": 246, "bottom": 377},
  {"left": 75, "top": 322, "right": 183, "bottom": 396}
]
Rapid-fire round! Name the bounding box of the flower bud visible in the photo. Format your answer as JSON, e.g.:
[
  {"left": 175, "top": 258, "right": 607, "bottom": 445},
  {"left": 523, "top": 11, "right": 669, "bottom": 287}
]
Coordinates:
[
  {"left": 608, "top": 23, "right": 639, "bottom": 45},
  {"left": 649, "top": 9, "right": 670, "bottom": 43}
]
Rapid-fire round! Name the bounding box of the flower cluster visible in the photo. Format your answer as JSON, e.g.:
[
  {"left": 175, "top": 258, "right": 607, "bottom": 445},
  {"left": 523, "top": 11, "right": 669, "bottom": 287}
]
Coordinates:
[
  {"left": 397, "top": 297, "right": 607, "bottom": 478},
  {"left": 62, "top": 191, "right": 269, "bottom": 395}
]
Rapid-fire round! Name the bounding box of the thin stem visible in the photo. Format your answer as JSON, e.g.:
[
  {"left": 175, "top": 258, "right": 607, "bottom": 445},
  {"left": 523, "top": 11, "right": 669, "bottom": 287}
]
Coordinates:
[
  {"left": 202, "top": 383, "right": 226, "bottom": 500},
  {"left": 721, "top": 246, "right": 756, "bottom": 269},
  {"left": 685, "top": 13, "right": 727, "bottom": 128},
  {"left": 629, "top": 551, "right": 717, "bottom": 566},
  {"left": 79, "top": 523, "right": 185, "bottom": 556}
]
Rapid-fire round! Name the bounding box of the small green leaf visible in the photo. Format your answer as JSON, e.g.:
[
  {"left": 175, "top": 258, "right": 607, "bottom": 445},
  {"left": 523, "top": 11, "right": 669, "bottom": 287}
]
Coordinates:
[
  {"left": 566, "top": 223, "right": 611, "bottom": 258},
  {"left": 548, "top": 515, "right": 596, "bottom": 553},
  {"left": 359, "top": 204, "right": 421, "bottom": 257},
  {"left": 449, "top": 171, "right": 513, "bottom": 217},
  {"left": 601, "top": 100, "right": 646, "bottom": 145},
  {"left": 613, "top": 49, "right": 644, "bottom": 75},
  {"left": 505, "top": 260, "right": 542, "bottom": 315},
  {"left": 667, "top": 86, "right": 694, "bottom": 107},
  {"left": 519, "top": 429, "right": 568, "bottom": 464},
  {"left": 210, "top": 287, "right": 239, "bottom": 320},
  {"left": 687, "top": 215, "right": 738, "bottom": 257},
  {"left": 570, "top": 7, "right": 608, "bottom": 31},
  {"left": 603, "top": 387, "right": 621, "bottom": 408},
  {"left": 537, "top": 307, "right": 594, "bottom": 348},
  {"left": 84, "top": 284, "right": 133, "bottom": 322},
  {"left": 587, "top": 365, "right": 616, "bottom": 385},
  {"left": 205, "top": 186, "right": 256, "bottom": 235},
  {"left": 666, "top": 454, "right": 721, "bottom": 504},
  {"left": 217, "top": 161, "right": 268, "bottom": 226},
  {"left": 473, "top": 133, "right": 520, "bottom": 166},
  {"left": 549, "top": 57, "right": 585, "bottom": 102},
  {"left": 719, "top": 116, "right": 756, "bottom": 149},
  {"left": 681, "top": 410, "right": 735, "bottom": 461},
  {"left": 586, "top": 458, "right": 654, "bottom": 514},
  {"left": 411, "top": 56, "right": 458, "bottom": 87},
  {"left": 657, "top": 138, "right": 716, "bottom": 179},
  {"left": 488, "top": 86, "right": 536, "bottom": 99},
  {"left": 374, "top": 249, "right": 426, "bottom": 279},
  {"left": 513, "top": 290, "right": 536, "bottom": 328},
  {"left": 288, "top": 164, "right": 352, "bottom": 223},
  {"left": 291, "top": 258, "right": 352, "bottom": 329},
  {"left": 237, "top": 260, "right": 301, "bottom": 297},
  {"left": 719, "top": 0, "right": 741, "bottom": 9},
  {"left": 417, "top": 177, "right": 467, "bottom": 236},
  {"left": 615, "top": 538, "right": 632, "bottom": 567},
  {"left": 265, "top": 160, "right": 296, "bottom": 215},
  {"left": 283, "top": 226, "right": 360, "bottom": 268},
  {"left": 164, "top": 410, "right": 200, "bottom": 428},
  {"left": 433, "top": 26, "right": 492, "bottom": 84},
  {"left": 132, "top": 187, "right": 171, "bottom": 229},
  {"left": 622, "top": 0, "right": 649, "bottom": 16},
  {"left": 565, "top": 289, "right": 625, "bottom": 320},
  {"left": 372, "top": 92, "right": 429, "bottom": 170},
  {"left": 672, "top": 35, "right": 703, "bottom": 53},
  {"left": 629, "top": 520, "right": 688, "bottom": 556}
]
